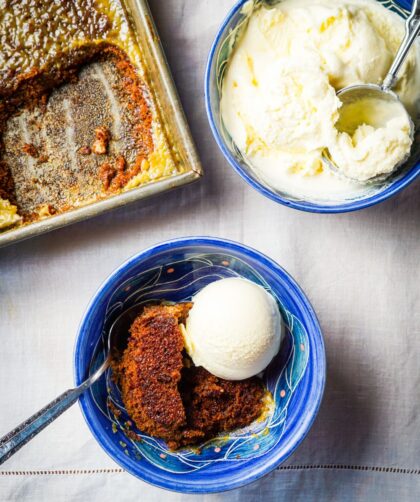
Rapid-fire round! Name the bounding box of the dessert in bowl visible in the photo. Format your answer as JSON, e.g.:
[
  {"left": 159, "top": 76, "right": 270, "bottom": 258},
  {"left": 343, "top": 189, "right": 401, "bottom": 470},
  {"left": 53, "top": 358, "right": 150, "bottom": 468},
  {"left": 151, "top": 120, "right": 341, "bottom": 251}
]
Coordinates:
[
  {"left": 74, "top": 237, "right": 325, "bottom": 493},
  {"left": 205, "top": 0, "right": 420, "bottom": 213}
]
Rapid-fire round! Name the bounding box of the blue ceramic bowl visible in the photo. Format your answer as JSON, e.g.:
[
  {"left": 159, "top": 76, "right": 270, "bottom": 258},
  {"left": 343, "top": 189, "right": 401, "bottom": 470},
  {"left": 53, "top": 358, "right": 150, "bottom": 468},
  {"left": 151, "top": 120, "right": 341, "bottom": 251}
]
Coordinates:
[
  {"left": 205, "top": 0, "right": 420, "bottom": 214},
  {"left": 74, "top": 237, "right": 325, "bottom": 493}
]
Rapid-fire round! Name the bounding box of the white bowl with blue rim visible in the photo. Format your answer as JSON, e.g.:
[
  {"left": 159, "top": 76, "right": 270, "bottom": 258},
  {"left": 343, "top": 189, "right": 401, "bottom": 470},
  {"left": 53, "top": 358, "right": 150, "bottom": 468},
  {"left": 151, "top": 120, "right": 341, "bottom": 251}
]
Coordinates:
[
  {"left": 205, "top": 0, "right": 420, "bottom": 214},
  {"left": 74, "top": 237, "right": 325, "bottom": 493}
]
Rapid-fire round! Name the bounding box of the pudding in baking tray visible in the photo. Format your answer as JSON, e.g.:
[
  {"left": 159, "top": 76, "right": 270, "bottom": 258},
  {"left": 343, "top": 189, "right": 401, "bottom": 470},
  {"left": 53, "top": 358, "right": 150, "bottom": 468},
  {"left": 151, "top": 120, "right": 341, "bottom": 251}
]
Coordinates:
[{"left": 0, "top": 0, "right": 192, "bottom": 231}]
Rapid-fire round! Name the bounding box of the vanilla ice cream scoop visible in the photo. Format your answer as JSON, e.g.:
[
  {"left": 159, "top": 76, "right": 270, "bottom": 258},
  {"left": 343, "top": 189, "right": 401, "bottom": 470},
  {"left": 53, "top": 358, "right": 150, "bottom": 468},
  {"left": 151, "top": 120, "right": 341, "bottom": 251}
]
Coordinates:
[
  {"left": 184, "top": 278, "right": 283, "bottom": 380},
  {"left": 326, "top": 92, "right": 413, "bottom": 181}
]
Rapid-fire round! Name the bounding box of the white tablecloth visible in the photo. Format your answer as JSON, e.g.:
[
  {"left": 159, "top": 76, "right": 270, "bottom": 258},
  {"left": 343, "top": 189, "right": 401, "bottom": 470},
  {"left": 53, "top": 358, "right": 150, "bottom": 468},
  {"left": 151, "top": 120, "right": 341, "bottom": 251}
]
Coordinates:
[{"left": 1, "top": 1, "right": 420, "bottom": 500}]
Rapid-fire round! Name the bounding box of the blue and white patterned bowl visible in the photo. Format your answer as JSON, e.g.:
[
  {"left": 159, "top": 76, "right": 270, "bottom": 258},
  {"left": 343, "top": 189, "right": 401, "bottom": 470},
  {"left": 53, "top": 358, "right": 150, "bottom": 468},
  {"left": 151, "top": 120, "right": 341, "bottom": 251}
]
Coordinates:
[
  {"left": 74, "top": 237, "right": 325, "bottom": 493},
  {"left": 205, "top": 0, "right": 420, "bottom": 214}
]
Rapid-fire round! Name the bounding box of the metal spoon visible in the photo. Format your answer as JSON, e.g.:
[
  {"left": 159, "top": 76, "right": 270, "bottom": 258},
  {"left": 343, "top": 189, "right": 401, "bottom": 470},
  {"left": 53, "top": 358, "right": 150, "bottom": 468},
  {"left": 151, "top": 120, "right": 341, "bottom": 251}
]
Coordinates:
[
  {"left": 324, "top": 0, "right": 420, "bottom": 182},
  {"left": 0, "top": 303, "right": 144, "bottom": 466}
]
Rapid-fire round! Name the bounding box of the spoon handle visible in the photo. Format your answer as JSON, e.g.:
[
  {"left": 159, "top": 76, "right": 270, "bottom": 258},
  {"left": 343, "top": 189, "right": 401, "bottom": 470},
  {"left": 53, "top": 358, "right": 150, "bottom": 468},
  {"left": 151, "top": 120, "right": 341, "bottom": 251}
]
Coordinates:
[
  {"left": 0, "top": 384, "right": 87, "bottom": 465},
  {"left": 383, "top": 0, "right": 420, "bottom": 90}
]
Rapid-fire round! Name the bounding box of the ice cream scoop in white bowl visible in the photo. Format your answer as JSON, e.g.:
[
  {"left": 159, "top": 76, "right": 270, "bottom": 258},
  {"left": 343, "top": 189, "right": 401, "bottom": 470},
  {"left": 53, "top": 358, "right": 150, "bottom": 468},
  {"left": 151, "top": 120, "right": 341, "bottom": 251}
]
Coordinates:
[
  {"left": 184, "top": 277, "right": 284, "bottom": 380},
  {"left": 324, "top": 0, "right": 420, "bottom": 182}
]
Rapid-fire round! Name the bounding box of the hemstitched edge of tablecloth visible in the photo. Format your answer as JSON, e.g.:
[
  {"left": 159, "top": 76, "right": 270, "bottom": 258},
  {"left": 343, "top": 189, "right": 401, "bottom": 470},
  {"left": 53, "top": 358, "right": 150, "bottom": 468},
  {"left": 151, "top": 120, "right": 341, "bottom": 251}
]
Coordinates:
[{"left": 1, "top": 465, "right": 420, "bottom": 476}]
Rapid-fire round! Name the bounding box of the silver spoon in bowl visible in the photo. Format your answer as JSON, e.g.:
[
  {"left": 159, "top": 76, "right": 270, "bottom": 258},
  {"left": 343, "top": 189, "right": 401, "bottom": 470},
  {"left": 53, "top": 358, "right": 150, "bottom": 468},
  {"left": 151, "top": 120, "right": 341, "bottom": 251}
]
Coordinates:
[
  {"left": 0, "top": 303, "right": 145, "bottom": 465},
  {"left": 324, "top": 0, "right": 420, "bottom": 182}
]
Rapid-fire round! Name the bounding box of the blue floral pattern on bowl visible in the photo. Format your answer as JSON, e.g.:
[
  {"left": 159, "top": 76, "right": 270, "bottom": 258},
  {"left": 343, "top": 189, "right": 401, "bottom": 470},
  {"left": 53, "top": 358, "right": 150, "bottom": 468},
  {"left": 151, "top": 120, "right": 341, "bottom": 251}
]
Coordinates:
[
  {"left": 74, "top": 237, "right": 326, "bottom": 493},
  {"left": 88, "top": 253, "right": 309, "bottom": 473},
  {"left": 205, "top": 0, "right": 420, "bottom": 213}
]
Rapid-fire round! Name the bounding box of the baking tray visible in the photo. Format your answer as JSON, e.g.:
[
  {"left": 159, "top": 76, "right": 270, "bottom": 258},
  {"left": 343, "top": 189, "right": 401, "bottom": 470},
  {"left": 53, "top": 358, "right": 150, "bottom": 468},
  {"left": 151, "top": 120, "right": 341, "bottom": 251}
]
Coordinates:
[{"left": 0, "top": 0, "right": 202, "bottom": 248}]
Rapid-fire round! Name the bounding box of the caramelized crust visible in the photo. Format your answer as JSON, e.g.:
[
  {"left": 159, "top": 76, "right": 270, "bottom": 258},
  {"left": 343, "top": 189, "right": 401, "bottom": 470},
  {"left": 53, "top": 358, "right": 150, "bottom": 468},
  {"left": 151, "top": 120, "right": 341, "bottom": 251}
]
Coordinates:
[
  {"left": 0, "top": 161, "right": 16, "bottom": 205},
  {"left": 114, "top": 304, "right": 192, "bottom": 446},
  {"left": 181, "top": 367, "right": 265, "bottom": 440}
]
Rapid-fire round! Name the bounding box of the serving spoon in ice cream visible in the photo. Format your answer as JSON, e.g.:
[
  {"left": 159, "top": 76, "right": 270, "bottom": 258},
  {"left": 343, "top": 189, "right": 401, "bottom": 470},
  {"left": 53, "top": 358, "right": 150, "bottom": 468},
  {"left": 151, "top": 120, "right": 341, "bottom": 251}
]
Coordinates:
[
  {"left": 324, "top": 0, "right": 420, "bottom": 182},
  {"left": 0, "top": 304, "right": 143, "bottom": 465}
]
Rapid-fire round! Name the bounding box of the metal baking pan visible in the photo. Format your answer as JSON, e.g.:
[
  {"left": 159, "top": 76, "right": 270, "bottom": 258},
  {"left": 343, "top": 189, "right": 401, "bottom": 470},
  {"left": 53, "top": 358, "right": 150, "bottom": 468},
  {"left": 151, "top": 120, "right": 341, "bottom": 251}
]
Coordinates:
[{"left": 0, "top": 0, "right": 202, "bottom": 248}]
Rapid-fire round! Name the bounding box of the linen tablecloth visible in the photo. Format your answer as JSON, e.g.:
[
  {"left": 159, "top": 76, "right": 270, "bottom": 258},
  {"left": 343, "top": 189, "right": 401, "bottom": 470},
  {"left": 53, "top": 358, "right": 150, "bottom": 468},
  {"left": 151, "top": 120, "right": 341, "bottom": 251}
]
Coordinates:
[{"left": 1, "top": 1, "right": 420, "bottom": 500}]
